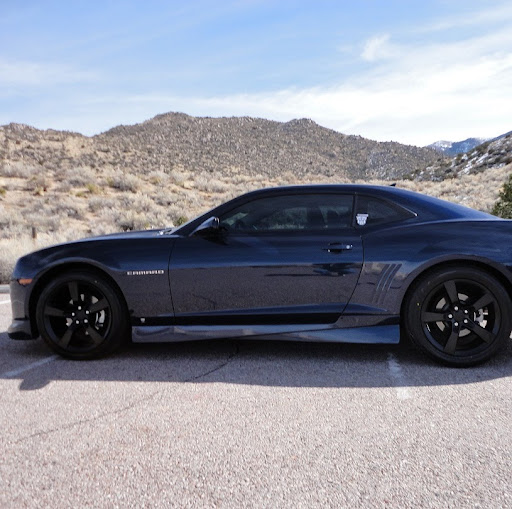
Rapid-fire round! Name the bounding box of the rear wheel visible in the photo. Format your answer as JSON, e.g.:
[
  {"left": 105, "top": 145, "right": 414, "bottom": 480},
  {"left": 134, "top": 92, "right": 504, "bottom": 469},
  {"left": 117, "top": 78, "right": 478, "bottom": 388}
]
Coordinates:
[
  {"left": 404, "top": 268, "right": 512, "bottom": 366},
  {"left": 36, "top": 271, "right": 129, "bottom": 359}
]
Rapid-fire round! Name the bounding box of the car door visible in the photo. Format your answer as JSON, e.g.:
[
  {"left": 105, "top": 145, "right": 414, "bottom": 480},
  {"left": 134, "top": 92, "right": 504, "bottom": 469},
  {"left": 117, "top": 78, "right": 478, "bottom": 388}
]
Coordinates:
[{"left": 168, "top": 192, "right": 363, "bottom": 325}]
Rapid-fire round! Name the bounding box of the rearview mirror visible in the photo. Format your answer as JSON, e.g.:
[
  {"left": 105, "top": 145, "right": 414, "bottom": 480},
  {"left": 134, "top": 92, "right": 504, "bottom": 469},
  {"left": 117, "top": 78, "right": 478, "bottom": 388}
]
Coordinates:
[{"left": 191, "top": 216, "right": 220, "bottom": 237}]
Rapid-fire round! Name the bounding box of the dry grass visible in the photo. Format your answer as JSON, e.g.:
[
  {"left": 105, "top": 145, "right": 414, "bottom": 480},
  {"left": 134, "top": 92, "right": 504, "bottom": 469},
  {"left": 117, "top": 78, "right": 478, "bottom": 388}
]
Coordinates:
[
  {"left": 0, "top": 162, "right": 511, "bottom": 282},
  {"left": 0, "top": 162, "right": 37, "bottom": 179},
  {"left": 0, "top": 232, "right": 78, "bottom": 283},
  {"left": 395, "top": 165, "right": 512, "bottom": 212}
]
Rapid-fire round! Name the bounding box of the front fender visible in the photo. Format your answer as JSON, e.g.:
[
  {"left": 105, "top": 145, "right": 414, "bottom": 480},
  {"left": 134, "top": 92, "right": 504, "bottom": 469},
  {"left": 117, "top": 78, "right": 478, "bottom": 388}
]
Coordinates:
[{"left": 11, "top": 236, "right": 177, "bottom": 328}]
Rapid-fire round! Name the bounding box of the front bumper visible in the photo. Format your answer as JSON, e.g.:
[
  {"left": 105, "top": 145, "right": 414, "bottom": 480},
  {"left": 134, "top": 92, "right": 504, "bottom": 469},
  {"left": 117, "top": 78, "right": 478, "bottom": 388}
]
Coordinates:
[
  {"left": 8, "top": 278, "right": 36, "bottom": 340},
  {"left": 8, "top": 318, "right": 35, "bottom": 340}
]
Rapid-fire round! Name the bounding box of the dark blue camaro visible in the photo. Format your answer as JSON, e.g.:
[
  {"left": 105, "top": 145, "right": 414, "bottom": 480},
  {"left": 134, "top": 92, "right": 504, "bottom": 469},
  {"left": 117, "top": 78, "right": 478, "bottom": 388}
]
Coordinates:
[{"left": 8, "top": 185, "right": 512, "bottom": 366}]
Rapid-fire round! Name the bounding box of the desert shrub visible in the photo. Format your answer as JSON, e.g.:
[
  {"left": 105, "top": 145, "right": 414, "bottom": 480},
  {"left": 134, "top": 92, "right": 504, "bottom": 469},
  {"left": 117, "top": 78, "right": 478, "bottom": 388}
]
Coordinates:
[
  {"left": 24, "top": 212, "right": 61, "bottom": 232},
  {"left": 492, "top": 173, "right": 512, "bottom": 218},
  {"left": 58, "top": 181, "right": 73, "bottom": 192},
  {"left": 87, "top": 221, "right": 118, "bottom": 236},
  {"left": 174, "top": 215, "right": 188, "bottom": 226},
  {"left": 474, "top": 140, "right": 491, "bottom": 154},
  {"left": 88, "top": 196, "right": 117, "bottom": 213},
  {"left": 106, "top": 170, "right": 141, "bottom": 192},
  {"left": 194, "top": 174, "right": 229, "bottom": 193},
  {"left": 153, "top": 193, "right": 172, "bottom": 207},
  {"left": 120, "top": 193, "right": 155, "bottom": 213},
  {"left": 115, "top": 210, "right": 150, "bottom": 231},
  {"left": 277, "top": 170, "right": 297, "bottom": 184},
  {"left": 97, "top": 206, "right": 155, "bottom": 231},
  {"left": 59, "top": 203, "right": 83, "bottom": 219},
  {"left": 168, "top": 168, "right": 188, "bottom": 186},
  {"left": 0, "top": 162, "right": 35, "bottom": 178},
  {"left": 0, "top": 238, "right": 34, "bottom": 282},
  {"left": 26, "top": 175, "right": 50, "bottom": 194},
  {"left": 152, "top": 189, "right": 187, "bottom": 207},
  {"left": 0, "top": 208, "right": 25, "bottom": 238},
  {"left": 86, "top": 182, "right": 101, "bottom": 194},
  {"left": 148, "top": 170, "right": 169, "bottom": 185},
  {"left": 91, "top": 193, "right": 191, "bottom": 231},
  {"left": 104, "top": 207, "right": 169, "bottom": 231},
  {"left": 60, "top": 167, "right": 97, "bottom": 186}
]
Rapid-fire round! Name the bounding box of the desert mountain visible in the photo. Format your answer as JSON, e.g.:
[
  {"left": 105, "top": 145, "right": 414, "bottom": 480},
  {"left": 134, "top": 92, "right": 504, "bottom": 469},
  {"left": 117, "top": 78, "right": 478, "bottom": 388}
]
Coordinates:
[
  {"left": 427, "top": 137, "right": 488, "bottom": 156},
  {"left": 427, "top": 130, "right": 512, "bottom": 157},
  {"left": 416, "top": 132, "right": 512, "bottom": 181},
  {"left": 1, "top": 112, "right": 440, "bottom": 181}
]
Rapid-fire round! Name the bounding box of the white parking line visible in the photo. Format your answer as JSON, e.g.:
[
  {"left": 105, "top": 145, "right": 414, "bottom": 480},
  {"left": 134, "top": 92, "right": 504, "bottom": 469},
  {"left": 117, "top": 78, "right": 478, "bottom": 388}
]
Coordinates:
[
  {"left": 387, "top": 353, "right": 412, "bottom": 400},
  {"left": 3, "top": 355, "right": 58, "bottom": 378},
  {"left": 0, "top": 299, "right": 11, "bottom": 305}
]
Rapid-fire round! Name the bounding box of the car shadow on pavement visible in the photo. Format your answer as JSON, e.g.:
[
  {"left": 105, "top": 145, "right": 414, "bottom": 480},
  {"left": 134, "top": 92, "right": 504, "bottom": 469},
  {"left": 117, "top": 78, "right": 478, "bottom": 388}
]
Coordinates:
[{"left": 2, "top": 330, "right": 512, "bottom": 391}]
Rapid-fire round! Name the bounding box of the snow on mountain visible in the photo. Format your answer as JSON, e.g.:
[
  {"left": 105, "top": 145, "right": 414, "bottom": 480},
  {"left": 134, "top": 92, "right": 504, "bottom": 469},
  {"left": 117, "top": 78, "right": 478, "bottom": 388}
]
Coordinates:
[
  {"left": 427, "top": 137, "right": 488, "bottom": 156},
  {"left": 416, "top": 131, "right": 512, "bottom": 181}
]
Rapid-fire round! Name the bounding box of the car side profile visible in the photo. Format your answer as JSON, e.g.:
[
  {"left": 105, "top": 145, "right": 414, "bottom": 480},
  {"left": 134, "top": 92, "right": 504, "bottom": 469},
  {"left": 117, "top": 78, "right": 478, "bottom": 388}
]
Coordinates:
[{"left": 8, "top": 185, "right": 512, "bottom": 366}]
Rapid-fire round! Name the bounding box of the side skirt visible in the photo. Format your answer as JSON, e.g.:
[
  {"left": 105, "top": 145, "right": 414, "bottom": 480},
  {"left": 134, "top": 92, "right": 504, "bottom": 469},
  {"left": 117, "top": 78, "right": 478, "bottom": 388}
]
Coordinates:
[{"left": 131, "top": 323, "right": 400, "bottom": 345}]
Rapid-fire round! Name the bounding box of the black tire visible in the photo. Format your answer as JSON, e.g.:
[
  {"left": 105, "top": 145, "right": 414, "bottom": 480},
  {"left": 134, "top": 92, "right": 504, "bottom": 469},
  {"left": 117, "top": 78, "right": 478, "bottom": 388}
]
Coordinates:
[
  {"left": 404, "top": 267, "right": 512, "bottom": 367},
  {"left": 35, "top": 270, "right": 129, "bottom": 359}
]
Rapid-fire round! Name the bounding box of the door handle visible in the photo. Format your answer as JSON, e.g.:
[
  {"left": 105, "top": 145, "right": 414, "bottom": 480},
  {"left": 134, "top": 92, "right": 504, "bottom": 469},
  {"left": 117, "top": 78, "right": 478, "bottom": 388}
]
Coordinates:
[{"left": 323, "top": 242, "right": 353, "bottom": 254}]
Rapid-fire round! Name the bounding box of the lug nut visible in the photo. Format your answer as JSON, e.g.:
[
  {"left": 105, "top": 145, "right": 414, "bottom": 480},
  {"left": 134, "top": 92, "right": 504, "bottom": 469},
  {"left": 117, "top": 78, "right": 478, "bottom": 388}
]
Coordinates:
[
  {"left": 454, "top": 322, "right": 459, "bottom": 327},
  {"left": 85, "top": 310, "right": 89, "bottom": 315},
  {"left": 75, "top": 320, "right": 80, "bottom": 325},
  {"left": 84, "top": 319, "right": 88, "bottom": 324},
  {"left": 454, "top": 306, "right": 459, "bottom": 311},
  {"left": 463, "top": 319, "right": 468, "bottom": 324},
  {"left": 464, "top": 310, "right": 468, "bottom": 314},
  {"left": 71, "top": 312, "right": 75, "bottom": 317},
  {"left": 448, "top": 314, "right": 453, "bottom": 319},
  {"left": 78, "top": 306, "right": 82, "bottom": 311}
]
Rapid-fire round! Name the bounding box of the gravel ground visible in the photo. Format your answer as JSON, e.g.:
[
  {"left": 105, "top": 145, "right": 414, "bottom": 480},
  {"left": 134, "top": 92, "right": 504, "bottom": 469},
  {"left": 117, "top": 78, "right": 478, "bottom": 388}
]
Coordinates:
[{"left": 1, "top": 300, "right": 511, "bottom": 508}]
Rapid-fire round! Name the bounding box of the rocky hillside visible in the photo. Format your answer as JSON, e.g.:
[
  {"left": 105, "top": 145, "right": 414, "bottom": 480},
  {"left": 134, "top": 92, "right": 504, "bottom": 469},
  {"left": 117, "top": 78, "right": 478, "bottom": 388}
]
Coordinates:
[
  {"left": 1, "top": 112, "right": 440, "bottom": 182},
  {"left": 414, "top": 132, "right": 512, "bottom": 181}
]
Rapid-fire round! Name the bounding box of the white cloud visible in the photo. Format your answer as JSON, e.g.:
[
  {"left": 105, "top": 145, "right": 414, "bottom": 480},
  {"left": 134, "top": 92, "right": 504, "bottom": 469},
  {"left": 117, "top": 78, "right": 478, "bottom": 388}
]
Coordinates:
[
  {"left": 417, "top": 2, "right": 512, "bottom": 34},
  {"left": 0, "top": 59, "right": 97, "bottom": 87},
  {"left": 361, "top": 34, "right": 393, "bottom": 62}
]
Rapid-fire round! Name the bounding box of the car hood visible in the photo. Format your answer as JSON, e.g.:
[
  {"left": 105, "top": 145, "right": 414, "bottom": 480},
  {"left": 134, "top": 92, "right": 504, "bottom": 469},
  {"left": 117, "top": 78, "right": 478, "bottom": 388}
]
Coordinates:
[
  {"left": 12, "top": 228, "right": 181, "bottom": 279},
  {"left": 37, "top": 228, "right": 180, "bottom": 248},
  {"left": 83, "top": 228, "right": 176, "bottom": 241}
]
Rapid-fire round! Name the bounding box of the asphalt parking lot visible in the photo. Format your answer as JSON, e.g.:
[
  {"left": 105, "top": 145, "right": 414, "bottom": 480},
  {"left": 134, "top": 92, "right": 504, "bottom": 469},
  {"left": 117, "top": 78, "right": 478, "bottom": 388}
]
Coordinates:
[{"left": 1, "top": 296, "right": 512, "bottom": 508}]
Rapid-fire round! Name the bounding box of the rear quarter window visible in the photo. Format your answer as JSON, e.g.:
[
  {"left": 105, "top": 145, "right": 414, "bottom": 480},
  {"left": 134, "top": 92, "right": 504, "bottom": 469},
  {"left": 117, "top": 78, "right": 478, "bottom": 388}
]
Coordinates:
[{"left": 355, "top": 195, "right": 415, "bottom": 227}]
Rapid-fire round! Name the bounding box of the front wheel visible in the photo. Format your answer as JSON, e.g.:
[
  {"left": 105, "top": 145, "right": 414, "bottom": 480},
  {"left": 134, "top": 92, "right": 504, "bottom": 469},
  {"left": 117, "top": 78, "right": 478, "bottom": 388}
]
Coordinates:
[
  {"left": 404, "top": 268, "right": 512, "bottom": 367},
  {"left": 36, "top": 271, "right": 129, "bottom": 359}
]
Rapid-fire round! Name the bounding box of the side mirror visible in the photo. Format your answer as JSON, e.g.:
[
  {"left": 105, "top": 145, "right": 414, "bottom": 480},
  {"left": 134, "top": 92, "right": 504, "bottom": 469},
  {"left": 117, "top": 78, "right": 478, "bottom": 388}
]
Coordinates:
[{"left": 191, "top": 216, "right": 220, "bottom": 237}]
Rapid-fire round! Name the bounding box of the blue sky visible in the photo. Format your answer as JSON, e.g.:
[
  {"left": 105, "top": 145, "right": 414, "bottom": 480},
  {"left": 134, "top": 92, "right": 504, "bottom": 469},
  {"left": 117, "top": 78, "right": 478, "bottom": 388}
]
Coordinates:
[{"left": 1, "top": 0, "right": 511, "bottom": 145}]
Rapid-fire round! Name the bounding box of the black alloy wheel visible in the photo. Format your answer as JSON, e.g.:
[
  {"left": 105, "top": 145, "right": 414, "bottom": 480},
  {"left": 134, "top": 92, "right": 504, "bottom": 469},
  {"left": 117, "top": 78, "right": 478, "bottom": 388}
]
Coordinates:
[
  {"left": 36, "top": 271, "right": 129, "bottom": 359},
  {"left": 405, "top": 267, "right": 512, "bottom": 366}
]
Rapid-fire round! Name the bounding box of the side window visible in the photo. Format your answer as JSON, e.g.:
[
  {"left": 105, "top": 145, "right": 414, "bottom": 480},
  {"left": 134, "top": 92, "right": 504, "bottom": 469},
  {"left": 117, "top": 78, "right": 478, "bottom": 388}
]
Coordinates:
[
  {"left": 355, "top": 196, "right": 413, "bottom": 227},
  {"left": 220, "top": 194, "right": 354, "bottom": 233}
]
